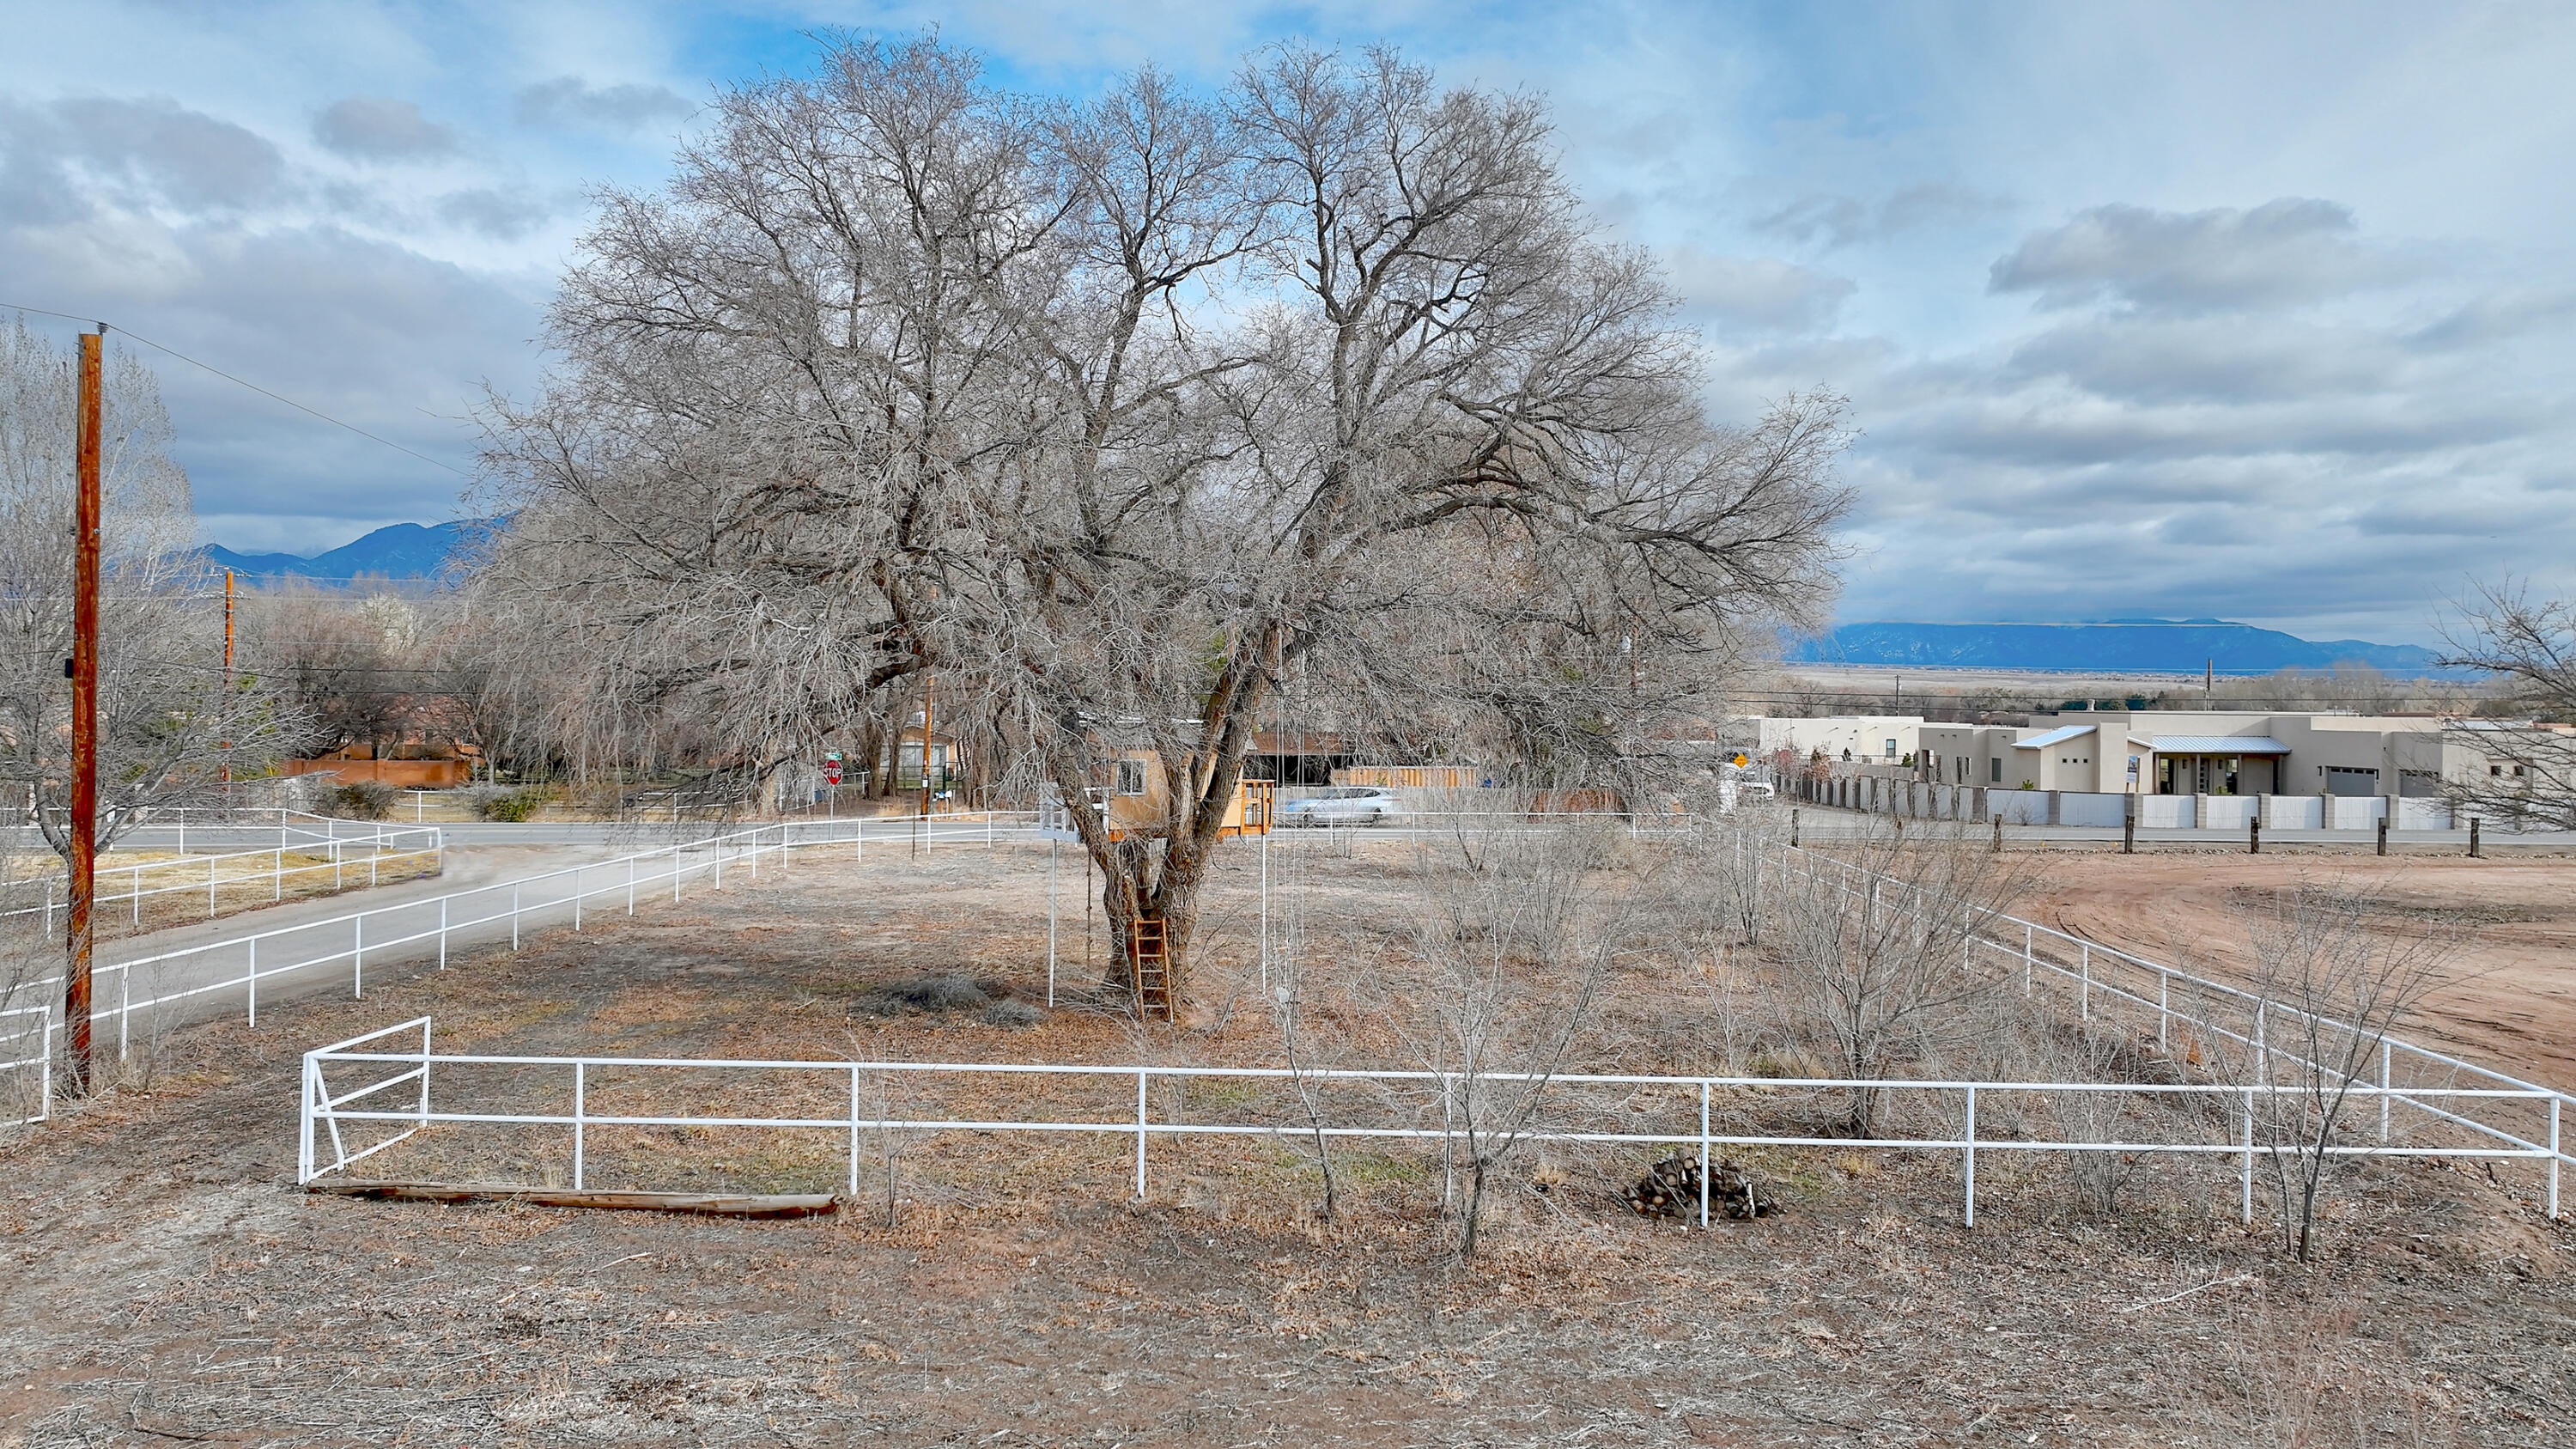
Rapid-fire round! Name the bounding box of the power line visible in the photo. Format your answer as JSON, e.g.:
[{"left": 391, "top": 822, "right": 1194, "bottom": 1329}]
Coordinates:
[{"left": 2, "top": 302, "right": 471, "bottom": 479}]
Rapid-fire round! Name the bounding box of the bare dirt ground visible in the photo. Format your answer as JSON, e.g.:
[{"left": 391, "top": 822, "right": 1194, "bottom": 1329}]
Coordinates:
[
  {"left": 3, "top": 838, "right": 2572, "bottom": 1446},
  {"left": 2022, "top": 852, "right": 2576, "bottom": 1092}
]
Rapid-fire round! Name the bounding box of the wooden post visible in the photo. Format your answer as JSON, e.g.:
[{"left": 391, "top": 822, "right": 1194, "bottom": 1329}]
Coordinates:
[
  {"left": 2249, "top": 817, "right": 2261, "bottom": 855},
  {"left": 2376, "top": 814, "right": 2388, "bottom": 856},
  {"left": 220, "top": 568, "right": 234, "bottom": 795},
  {"left": 64, "top": 327, "right": 103, "bottom": 1095},
  {"left": 2469, "top": 817, "right": 2481, "bottom": 859}
]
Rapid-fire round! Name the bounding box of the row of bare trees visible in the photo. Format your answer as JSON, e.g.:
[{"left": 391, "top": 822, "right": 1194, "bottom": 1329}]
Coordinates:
[{"left": 466, "top": 34, "right": 1853, "bottom": 1001}]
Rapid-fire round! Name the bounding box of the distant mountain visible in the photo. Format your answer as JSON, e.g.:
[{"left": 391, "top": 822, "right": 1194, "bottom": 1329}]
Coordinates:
[
  {"left": 1785, "top": 620, "right": 2454, "bottom": 677},
  {"left": 197, "top": 521, "right": 491, "bottom": 584}
]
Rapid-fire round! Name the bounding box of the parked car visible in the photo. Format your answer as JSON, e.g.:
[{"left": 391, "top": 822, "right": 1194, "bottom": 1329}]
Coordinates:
[{"left": 1280, "top": 786, "right": 1403, "bottom": 827}]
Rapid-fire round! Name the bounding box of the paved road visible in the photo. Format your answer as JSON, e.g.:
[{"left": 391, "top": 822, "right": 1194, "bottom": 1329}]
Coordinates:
[
  {"left": 89, "top": 842, "right": 618, "bottom": 1050},
  {"left": 81, "top": 821, "right": 962, "bottom": 1051}
]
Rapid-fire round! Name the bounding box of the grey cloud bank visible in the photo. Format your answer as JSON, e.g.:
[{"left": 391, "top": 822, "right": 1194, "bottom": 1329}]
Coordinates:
[{"left": 1, "top": 2, "right": 2569, "bottom": 643}]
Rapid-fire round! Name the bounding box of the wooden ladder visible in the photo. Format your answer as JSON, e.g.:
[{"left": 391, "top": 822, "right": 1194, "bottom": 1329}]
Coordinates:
[{"left": 1127, "top": 917, "right": 1173, "bottom": 1021}]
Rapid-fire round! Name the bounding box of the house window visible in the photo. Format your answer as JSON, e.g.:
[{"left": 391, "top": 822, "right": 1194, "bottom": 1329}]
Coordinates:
[
  {"left": 1990, "top": 758, "right": 2002, "bottom": 783},
  {"left": 1114, "top": 759, "right": 1148, "bottom": 796},
  {"left": 1882, "top": 739, "right": 1898, "bottom": 758}
]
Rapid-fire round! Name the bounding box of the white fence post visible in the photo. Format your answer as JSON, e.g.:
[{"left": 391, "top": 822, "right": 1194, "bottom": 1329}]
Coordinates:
[
  {"left": 2379, "top": 1041, "right": 2392, "bottom": 1145},
  {"left": 512, "top": 882, "right": 521, "bottom": 951},
  {"left": 297, "top": 1053, "right": 315, "bottom": 1184},
  {"left": 2550, "top": 1099, "right": 2561, "bottom": 1221},
  {"left": 247, "top": 937, "right": 258, "bottom": 1027},
  {"left": 2241, "top": 1088, "right": 2256, "bottom": 1223},
  {"left": 1962, "top": 1085, "right": 1978, "bottom": 1228},
  {"left": 1133, "top": 1070, "right": 1149, "bottom": 1199},
  {"left": 573, "top": 1062, "right": 586, "bottom": 1190},
  {"left": 438, "top": 897, "right": 448, "bottom": 970},
  {"left": 1698, "top": 1081, "right": 1711, "bottom": 1229},
  {"left": 848, "top": 1065, "right": 862, "bottom": 1201},
  {"left": 574, "top": 864, "right": 583, "bottom": 933},
  {"left": 2080, "top": 943, "right": 2091, "bottom": 1020},
  {"left": 354, "top": 915, "right": 363, "bottom": 999}
]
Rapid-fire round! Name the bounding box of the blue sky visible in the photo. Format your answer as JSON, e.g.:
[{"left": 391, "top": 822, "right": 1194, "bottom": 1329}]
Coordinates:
[{"left": 4, "top": 1, "right": 2572, "bottom": 643}]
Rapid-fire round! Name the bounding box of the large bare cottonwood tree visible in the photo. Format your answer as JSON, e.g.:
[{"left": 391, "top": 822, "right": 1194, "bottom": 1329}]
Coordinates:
[{"left": 477, "top": 37, "right": 1850, "bottom": 1004}]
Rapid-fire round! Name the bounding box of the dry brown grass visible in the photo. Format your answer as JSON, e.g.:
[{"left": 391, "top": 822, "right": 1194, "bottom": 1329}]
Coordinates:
[
  {"left": 2, "top": 836, "right": 2569, "bottom": 1446},
  {"left": 2, "top": 847, "right": 442, "bottom": 940}
]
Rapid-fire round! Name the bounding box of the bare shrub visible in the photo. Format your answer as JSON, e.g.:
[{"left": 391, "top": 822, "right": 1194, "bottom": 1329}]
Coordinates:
[
  {"left": 1359, "top": 819, "right": 1632, "bottom": 1257},
  {"left": 2208, "top": 881, "right": 2459, "bottom": 1262},
  {"left": 327, "top": 781, "right": 398, "bottom": 820},
  {"left": 1762, "top": 822, "right": 2037, "bottom": 1136}
]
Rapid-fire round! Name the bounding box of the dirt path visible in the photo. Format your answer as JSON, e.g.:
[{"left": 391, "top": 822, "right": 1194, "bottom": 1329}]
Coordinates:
[{"left": 2021, "top": 853, "right": 2576, "bottom": 1091}]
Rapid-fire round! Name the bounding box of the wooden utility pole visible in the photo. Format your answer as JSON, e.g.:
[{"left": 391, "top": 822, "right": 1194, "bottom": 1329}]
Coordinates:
[
  {"left": 219, "top": 568, "right": 234, "bottom": 799},
  {"left": 64, "top": 326, "right": 102, "bottom": 1095}
]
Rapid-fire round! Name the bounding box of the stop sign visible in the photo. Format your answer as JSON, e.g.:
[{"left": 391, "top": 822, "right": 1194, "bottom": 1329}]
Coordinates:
[{"left": 822, "top": 760, "right": 842, "bottom": 785}]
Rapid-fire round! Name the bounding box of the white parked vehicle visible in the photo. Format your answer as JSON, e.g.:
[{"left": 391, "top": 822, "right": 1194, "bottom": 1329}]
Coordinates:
[{"left": 1279, "top": 786, "right": 1403, "bottom": 827}]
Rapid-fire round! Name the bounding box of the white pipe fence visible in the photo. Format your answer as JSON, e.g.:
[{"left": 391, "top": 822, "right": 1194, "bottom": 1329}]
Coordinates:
[
  {"left": 1, "top": 812, "right": 1045, "bottom": 1124},
  {"left": 14, "top": 808, "right": 2576, "bottom": 1220},
  {"left": 296, "top": 1015, "right": 2560, "bottom": 1227},
  {"left": 1767, "top": 843, "right": 2574, "bottom": 1209},
  {"left": 1, "top": 825, "right": 443, "bottom": 931}
]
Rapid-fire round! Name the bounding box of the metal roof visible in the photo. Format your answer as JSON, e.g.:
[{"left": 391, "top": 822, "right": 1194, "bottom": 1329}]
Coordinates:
[
  {"left": 2148, "top": 735, "right": 2293, "bottom": 755},
  {"left": 2014, "top": 725, "right": 2098, "bottom": 750}
]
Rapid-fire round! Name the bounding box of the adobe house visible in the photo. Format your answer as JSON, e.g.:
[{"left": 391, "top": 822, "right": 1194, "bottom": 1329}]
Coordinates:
[{"left": 1092, "top": 748, "right": 1273, "bottom": 840}]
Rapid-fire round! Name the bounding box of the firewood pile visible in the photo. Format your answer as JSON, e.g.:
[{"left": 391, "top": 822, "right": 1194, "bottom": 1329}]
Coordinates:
[{"left": 1621, "top": 1154, "right": 1774, "bottom": 1220}]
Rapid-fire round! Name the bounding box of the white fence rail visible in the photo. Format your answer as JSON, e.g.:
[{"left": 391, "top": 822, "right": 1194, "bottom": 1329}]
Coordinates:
[
  {"left": 2, "top": 825, "right": 443, "bottom": 932},
  {"left": 16, "top": 808, "right": 2576, "bottom": 1219},
  {"left": 298, "top": 1016, "right": 2560, "bottom": 1227},
  {"left": 1770, "top": 843, "right": 2573, "bottom": 1206}
]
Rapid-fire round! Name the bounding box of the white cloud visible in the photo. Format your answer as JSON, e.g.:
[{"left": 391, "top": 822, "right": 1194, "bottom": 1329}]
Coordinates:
[{"left": 2, "top": 1, "right": 2572, "bottom": 642}]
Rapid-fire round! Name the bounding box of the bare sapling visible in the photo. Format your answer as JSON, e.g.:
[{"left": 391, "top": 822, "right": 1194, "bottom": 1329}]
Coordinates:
[
  {"left": 1765, "top": 821, "right": 2036, "bottom": 1137},
  {"left": 1679, "top": 788, "right": 1795, "bottom": 948},
  {"left": 2001, "top": 1007, "right": 2172, "bottom": 1219},
  {"left": 1366, "top": 818, "right": 1627, "bottom": 1258},
  {"left": 2215, "top": 880, "right": 2459, "bottom": 1262},
  {"left": 1258, "top": 834, "right": 1346, "bottom": 1220}
]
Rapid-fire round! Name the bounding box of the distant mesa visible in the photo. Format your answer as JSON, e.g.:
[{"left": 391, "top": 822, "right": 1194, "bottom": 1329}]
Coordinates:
[
  {"left": 1786, "top": 620, "right": 2454, "bottom": 677},
  {"left": 193, "top": 520, "right": 495, "bottom": 584}
]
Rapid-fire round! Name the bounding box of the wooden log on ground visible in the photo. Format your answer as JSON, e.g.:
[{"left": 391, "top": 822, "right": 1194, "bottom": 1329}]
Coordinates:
[
  {"left": 305, "top": 1180, "right": 841, "bottom": 1217},
  {"left": 1620, "top": 1154, "right": 1776, "bottom": 1221}
]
